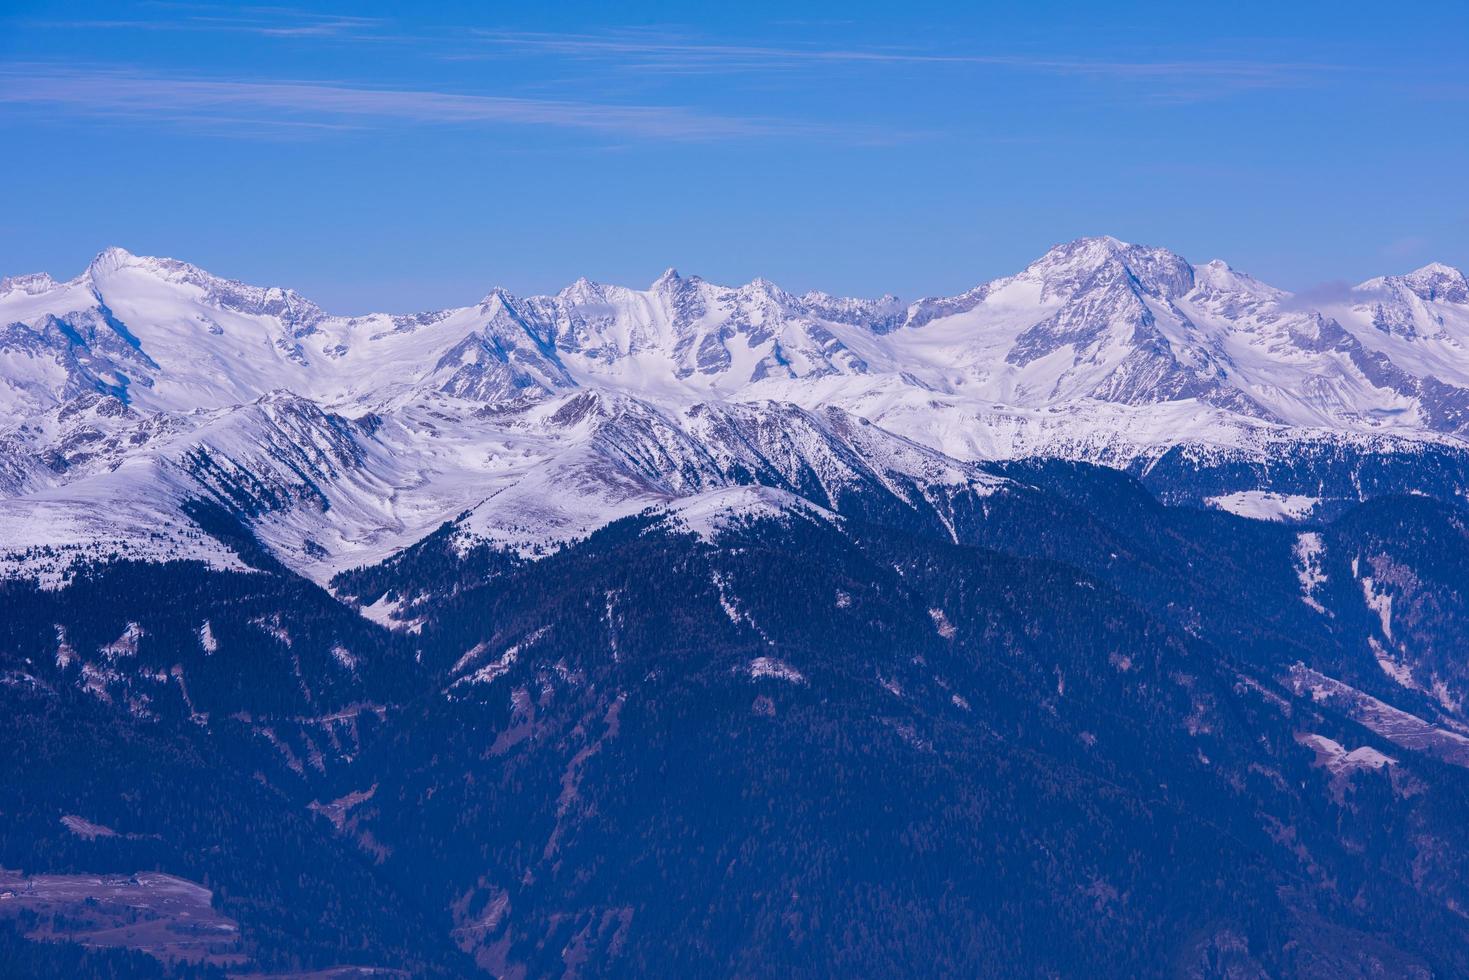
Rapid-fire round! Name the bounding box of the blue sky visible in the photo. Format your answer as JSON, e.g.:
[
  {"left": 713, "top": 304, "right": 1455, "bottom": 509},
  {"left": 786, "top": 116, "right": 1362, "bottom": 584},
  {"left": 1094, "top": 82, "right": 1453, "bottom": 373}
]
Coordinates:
[{"left": 1, "top": 1, "right": 1465, "bottom": 313}]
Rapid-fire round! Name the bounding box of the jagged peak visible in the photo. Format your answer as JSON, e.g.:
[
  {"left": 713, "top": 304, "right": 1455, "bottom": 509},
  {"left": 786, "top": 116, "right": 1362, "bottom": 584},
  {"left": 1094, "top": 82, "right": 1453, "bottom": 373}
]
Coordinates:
[
  {"left": 739, "top": 276, "right": 797, "bottom": 305},
  {"left": 477, "top": 286, "right": 521, "bottom": 310},
  {"left": 1360, "top": 261, "right": 1469, "bottom": 304},
  {"left": 1403, "top": 262, "right": 1467, "bottom": 302},
  {"left": 1021, "top": 236, "right": 1194, "bottom": 300},
  {"left": 0, "top": 271, "right": 60, "bottom": 296},
  {"left": 800, "top": 288, "right": 901, "bottom": 308},
  {"left": 84, "top": 246, "right": 213, "bottom": 287},
  {"left": 557, "top": 276, "right": 609, "bottom": 305},
  {"left": 1032, "top": 235, "right": 1131, "bottom": 263},
  {"left": 85, "top": 246, "right": 146, "bottom": 279},
  {"left": 1193, "top": 257, "right": 1282, "bottom": 299},
  {"left": 76, "top": 247, "right": 328, "bottom": 331},
  {"left": 1028, "top": 235, "right": 1179, "bottom": 269}
]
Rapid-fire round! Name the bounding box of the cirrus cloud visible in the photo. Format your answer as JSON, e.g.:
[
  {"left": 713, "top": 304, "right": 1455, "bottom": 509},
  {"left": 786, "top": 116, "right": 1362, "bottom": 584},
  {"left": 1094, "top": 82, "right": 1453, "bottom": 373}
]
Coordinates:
[{"left": 0, "top": 65, "right": 870, "bottom": 142}]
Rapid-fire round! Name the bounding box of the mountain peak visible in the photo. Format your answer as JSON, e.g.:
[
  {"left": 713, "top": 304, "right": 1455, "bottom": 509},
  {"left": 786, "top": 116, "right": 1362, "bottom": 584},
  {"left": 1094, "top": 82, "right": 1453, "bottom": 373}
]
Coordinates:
[
  {"left": 557, "top": 276, "right": 606, "bottom": 305},
  {"left": 1022, "top": 236, "right": 1194, "bottom": 300},
  {"left": 1360, "top": 262, "right": 1469, "bottom": 305},
  {"left": 651, "top": 266, "right": 706, "bottom": 300},
  {"left": 1054, "top": 234, "right": 1132, "bottom": 255},
  {"left": 86, "top": 246, "right": 144, "bottom": 279},
  {"left": 1402, "top": 262, "right": 1468, "bottom": 303},
  {"left": 0, "top": 271, "right": 60, "bottom": 296},
  {"left": 1412, "top": 261, "right": 1463, "bottom": 277},
  {"left": 742, "top": 276, "right": 795, "bottom": 304},
  {"left": 477, "top": 286, "right": 519, "bottom": 309},
  {"left": 1193, "top": 257, "right": 1281, "bottom": 300},
  {"left": 81, "top": 248, "right": 330, "bottom": 331},
  {"left": 84, "top": 247, "right": 220, "bottom": 292}
]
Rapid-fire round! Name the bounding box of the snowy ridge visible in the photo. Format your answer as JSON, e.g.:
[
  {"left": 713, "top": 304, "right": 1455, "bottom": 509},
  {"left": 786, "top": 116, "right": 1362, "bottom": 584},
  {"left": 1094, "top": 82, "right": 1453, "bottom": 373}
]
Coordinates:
[
  {"left": 657, "top": 485, "right": 838, "bottom": 544},
  {"left": 3, "top": 237, "right": 1469, "bottom": 579}
]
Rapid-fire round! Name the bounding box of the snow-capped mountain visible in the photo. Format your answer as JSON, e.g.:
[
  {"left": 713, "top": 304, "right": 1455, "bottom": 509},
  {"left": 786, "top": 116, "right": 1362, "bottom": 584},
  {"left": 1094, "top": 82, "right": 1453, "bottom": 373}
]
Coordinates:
[
  {"left": 3, "top": 237, "right": 1468, "bottom": 582},
  {"left": 16, "top": 239, "right": 1469, "bottom": 978}
]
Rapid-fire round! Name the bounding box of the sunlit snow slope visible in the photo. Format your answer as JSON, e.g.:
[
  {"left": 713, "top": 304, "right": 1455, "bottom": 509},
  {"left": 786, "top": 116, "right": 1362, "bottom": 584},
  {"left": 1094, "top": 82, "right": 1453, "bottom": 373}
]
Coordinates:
[{"left": 3, "top": 237, "right": 1468, "bottom": 582}]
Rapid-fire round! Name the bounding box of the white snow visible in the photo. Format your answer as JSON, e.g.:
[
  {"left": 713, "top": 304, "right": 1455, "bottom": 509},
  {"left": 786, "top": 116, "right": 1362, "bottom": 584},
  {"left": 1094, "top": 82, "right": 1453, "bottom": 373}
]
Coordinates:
[
  {"left": 664, "top": 486, "right": 837, "bottom": 544},
  {"left": 1285, "top": 663, "right": 1469, "bottom": 770},
  {"left": 1207, "top": 491, "right": 1319, "bottom": 522},
  {"left": 928, "top": 608, "right": 957, "bottom": 639},
  {"left": 1360, "top": 575, "right": 1395, "bottom": 641},
  {"left": 745, "top": 657, "right": 806, "bottom": 684},
  {"left": 1292, "top": 532, "right": 1328, "bottom": 614},
  {"left": 1369, "top": 637, "right": 1416, "bottom": 689},
  {"left": 454, "top": 648, "right": 520, "bottom": 688},
  {"left": 449, "top": 628, "right": 548, "bottom": 691},
  {"left": 3, "top": 240, "right": 1469, "bottom": 581},
  {"left": 359, "top": 594, "right": 405, "bottom": 629},
  {"left": 60, "top": 814, "right": 119, "bottom": 840},
  {"left": 1432, "top": 677, "right": 1464, "bottom": 714},
  {"left": 1297, "top": 732, "right": 1397, "bottom": 775},
  {"left": 100, "top": 622, "right": 143, "bottom": 658}
]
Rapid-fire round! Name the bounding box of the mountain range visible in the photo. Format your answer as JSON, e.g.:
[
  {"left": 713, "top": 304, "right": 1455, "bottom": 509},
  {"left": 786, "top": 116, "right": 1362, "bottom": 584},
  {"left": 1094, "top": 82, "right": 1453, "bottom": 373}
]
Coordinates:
[
  {"left": 7, "top": 239, "right": 1469, "bottom": 976},
  {"left": 2, "top": 236, "right": 1468, "bottom": 586}
]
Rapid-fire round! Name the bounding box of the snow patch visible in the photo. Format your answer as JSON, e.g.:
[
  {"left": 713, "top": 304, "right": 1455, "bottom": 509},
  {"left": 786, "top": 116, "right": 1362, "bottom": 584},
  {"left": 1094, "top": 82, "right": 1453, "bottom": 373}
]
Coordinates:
[
  {"left": 745, "top": 657, "right": 806, "bottom": 684},
  {"left": 359, "top": 594, "right": 405, "bottom": 629},
  {"left": 1432, "top": 677, "right": 1464, "bottom": 714},
  {"left": 251, "top": 614, "right": 291, "bottom": 647},
  {"left": 54, "top": 626, "right": 75, "bottom": 668},
  {"left": 1360, "top": 575, "right": 1394, "bottom": 641},
  {"left": 1292, "top": 532, "right": 1328, "bottom": 614},
  {"left": 1369, "top": 637, "right": 1415, "bottom": 689},
  {"left": 450, "top": 628, "right": 549, "bottom": 691},
  {"left": 60, "top": 814, "right": 118, "bottom": 840},
  {"left": 663, "top": 485, "right": 837, "bottom": 544},
  {"left": 1297, "top": 732, "right": 1397, "bottom": 776},
  {"left": 928, "top": 608, "right": 956, "bottom": 639},
  {"left": 1207, "top": 491, "right": 1319, "bottom": 521},
  {"left": 100, "top": 622, "right": 143, "bottom": 658}
]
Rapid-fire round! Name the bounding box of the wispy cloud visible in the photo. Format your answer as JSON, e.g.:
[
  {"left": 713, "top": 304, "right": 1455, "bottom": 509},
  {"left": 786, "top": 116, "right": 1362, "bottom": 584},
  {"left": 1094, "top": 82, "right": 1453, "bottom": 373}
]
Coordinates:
[
  {"left": 22, "top": 10, "right": 1340, "bottom": 103},
  {"left": 458, "top": 28, "right": 1336, "bottom": 98},
  {"left": 1276, "top": 280, "right": 1367, "bottom": 311},
  {"left": 30, "top": 4, "right": 392, "bottom": 41},
  {"left": 0, "top": 66, "right": 857, "bottom": 141}
]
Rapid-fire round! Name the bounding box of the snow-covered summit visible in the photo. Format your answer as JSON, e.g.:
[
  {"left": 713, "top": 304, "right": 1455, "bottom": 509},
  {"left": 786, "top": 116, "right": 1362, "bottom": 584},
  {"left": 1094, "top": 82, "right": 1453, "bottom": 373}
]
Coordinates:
[
  {"left": 0, "top": 271, "right": 60, "bottom": 297},
  {"left": 3, "top": 237, "right": 1469, "bottom": 582},
  {"left": 1014, "top": 235, "right": 1196, "bottom": 301},
  {"left": 1366, "top": 262, "right": 1469, "bottom": 305}
]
